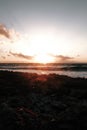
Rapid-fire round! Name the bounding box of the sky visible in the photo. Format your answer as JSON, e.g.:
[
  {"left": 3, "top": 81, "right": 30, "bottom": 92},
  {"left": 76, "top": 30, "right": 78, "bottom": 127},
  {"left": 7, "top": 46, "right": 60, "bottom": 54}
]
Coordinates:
[{"left": 0, "top": 0, "right": 87, "bottom": 63}]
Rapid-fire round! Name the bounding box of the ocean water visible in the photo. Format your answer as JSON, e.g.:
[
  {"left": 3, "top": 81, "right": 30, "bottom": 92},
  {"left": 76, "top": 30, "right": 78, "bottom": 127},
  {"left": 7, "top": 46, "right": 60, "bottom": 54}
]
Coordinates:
[{"left": 0, "top": 63, "right": 87, "bottom": 78}]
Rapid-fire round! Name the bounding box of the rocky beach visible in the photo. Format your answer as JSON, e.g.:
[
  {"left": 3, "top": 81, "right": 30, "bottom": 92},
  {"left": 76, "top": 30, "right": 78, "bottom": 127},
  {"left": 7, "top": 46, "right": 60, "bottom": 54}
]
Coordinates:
[{"left": 0, "top": 71, "right": 87, "bottom": 129}]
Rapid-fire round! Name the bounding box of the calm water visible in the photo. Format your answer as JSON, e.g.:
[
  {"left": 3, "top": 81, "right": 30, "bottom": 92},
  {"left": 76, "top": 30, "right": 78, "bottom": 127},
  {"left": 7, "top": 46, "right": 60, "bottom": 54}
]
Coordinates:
[{"left": 0, "top": 63, "right": 87, "bottom": 78}]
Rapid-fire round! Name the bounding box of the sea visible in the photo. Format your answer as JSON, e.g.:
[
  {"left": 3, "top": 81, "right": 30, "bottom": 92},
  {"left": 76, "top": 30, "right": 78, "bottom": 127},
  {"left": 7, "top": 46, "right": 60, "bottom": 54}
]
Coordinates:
[{"left": 0, "top": 63, "right": 87, "bottom": 78}]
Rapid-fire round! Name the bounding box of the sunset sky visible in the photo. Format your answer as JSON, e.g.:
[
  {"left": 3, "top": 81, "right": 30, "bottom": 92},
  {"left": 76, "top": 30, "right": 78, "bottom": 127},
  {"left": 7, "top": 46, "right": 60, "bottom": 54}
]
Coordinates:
[{"left": 0, "top": 0, "right": 87, "bottom": 63}]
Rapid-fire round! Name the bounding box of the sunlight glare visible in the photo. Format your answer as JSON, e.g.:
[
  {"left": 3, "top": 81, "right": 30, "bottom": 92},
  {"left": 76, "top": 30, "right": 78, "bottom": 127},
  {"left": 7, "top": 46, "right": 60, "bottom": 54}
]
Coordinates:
[{"left": 34, "top": 53, "right": 55, "bottom": 64}]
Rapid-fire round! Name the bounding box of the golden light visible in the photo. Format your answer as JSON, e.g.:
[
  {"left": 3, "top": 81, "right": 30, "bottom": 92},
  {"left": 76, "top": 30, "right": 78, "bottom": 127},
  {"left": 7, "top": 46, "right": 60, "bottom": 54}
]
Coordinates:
[
  {"left": 27, "top": 32, "right": 56, "bottom": 63},
  {"left": 34, "top": 53, "right": 55, "bottom": 64},
  {"left": 11, "top": 28, "right": 74, "bottom": 63},
  {"left": 25, "top": 32, "right": 58, "bottom": 59}
]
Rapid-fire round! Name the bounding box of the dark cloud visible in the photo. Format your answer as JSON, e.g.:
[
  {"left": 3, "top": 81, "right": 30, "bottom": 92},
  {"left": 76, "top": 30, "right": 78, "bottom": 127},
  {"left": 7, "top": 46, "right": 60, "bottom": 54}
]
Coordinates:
[
  {"left": 1, "top": 56, "right": 6, "bottom": 59},
  {"left": 0, "top": 24, "right": 10, "bottom": 38},
  {"left": 58, "top": 55, "right": 73, "bottom": 60},
  {"left": 53, "top": 55, "right": 74, "bottom": 62},
  {"left": 7, "top": 54, "right": 10, "bottom": 57},
  {"left": 10, "top": 51, "right": 33, "bottom": 60}
]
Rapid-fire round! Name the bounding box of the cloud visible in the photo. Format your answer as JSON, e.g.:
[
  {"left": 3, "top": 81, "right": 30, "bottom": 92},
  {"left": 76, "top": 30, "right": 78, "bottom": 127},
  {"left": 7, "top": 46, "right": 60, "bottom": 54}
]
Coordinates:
[
  {"left": 1, "top": 56, "right": 6, "bottom": 59},
  {"left": 53, "top": 55, "right": 74, "bottom": 62},
  {"left": 10, "top": 51, "right": 33, "bottom": 60},
  {"left": 58, "top": 55, "right": 73, "bottom": 60},
  {"left": 7, "top": 54, "right": 10, "bottom": 57},
  {"left": 77, "top": 54, "right": 80, "bottom": 57},
  {"left": 0, "top": 24, "right": 10, "bottom": 38}
]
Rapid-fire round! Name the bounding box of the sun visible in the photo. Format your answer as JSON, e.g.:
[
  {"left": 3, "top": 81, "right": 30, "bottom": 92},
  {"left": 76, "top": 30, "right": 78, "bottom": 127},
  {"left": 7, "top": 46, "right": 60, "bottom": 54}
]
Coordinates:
[
  {"left": 13, "top": 30, "right": 58, "bottom": 63},
  {"left": 34, "top": 53, "right": 55, "bottom": 64}
]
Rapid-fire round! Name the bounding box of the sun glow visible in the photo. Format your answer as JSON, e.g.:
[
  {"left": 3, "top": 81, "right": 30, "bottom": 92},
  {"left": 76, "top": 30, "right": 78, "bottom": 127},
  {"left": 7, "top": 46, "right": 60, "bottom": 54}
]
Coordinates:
[
  {"left": 34, "top": 53, "right": 54, "bottom": 64},
  {"left": 25, "top": 32, "right": 57, "bottom": 63},
  {"left": 10, "top": 28, "right": 74, "bottom": 63}
]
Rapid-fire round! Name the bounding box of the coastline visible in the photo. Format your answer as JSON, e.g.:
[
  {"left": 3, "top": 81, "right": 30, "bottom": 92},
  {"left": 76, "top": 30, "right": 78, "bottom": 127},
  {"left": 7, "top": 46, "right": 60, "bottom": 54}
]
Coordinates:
[{"left": 0, "top": 71, "right": 87, "bottom": 129}]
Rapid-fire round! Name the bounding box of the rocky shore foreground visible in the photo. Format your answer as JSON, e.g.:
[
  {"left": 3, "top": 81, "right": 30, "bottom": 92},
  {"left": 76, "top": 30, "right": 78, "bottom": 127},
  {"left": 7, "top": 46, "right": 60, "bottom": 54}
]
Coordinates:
[{"left": 0, "top": 71, "right": 87, "bottom": 130}]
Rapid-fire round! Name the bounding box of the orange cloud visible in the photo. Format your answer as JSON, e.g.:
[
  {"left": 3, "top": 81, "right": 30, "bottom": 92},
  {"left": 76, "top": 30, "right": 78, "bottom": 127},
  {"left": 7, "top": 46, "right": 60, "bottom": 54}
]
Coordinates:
[
  {"left": 0, "top": 24, "right": 10, "bottom": 38},
  {"left": 10, "top": 51, "right": 33, "bottom": 60},
  {"left": 50, "top": 54, "right": 74, "bottom": 62},
  {"left": 1, "top": 56, "right": 6, "bottom": 59},
  {"left": 57, "top": 55, "right": 73, "bottom": 61}
]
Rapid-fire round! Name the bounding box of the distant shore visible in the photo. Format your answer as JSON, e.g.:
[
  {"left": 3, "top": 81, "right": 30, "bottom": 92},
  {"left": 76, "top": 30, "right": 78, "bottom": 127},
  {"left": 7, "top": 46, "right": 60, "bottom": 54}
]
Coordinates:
[{"left": 0, "top": 71, "right": 87, "bottom": 129}]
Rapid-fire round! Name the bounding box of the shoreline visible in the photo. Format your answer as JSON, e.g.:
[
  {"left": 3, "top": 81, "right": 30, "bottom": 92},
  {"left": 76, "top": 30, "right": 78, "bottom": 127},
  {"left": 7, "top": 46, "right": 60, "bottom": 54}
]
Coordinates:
[{"left": 0, "top": 69, "right": 87, "bottom": 79}]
